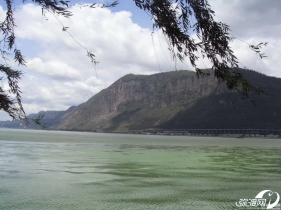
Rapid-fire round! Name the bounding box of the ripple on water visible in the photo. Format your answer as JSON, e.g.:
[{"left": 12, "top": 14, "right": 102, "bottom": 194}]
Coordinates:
[{"left": 0, "top": 130, "right": 281, "bottom": 210}]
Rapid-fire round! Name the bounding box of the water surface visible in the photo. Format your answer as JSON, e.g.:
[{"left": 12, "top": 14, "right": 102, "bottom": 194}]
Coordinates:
[{"left": 0, "top": 129, "right": 280, "bottom": 209}]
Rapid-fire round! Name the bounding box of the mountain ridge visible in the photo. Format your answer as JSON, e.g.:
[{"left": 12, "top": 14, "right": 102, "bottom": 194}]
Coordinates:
[
  {"left": 1, "top": 69, "right": 281, "bottom": 131},
  {"left": 55, "top": 68, "right": 281, "bottom": 131},
  {"left": 55, "top": 69, "right": 226, "bottom": 131}
]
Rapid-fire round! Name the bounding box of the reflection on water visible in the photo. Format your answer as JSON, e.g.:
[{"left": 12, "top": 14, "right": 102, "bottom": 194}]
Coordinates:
[{"left": 0, "top": 129, "right": 281, "bottom": 209}]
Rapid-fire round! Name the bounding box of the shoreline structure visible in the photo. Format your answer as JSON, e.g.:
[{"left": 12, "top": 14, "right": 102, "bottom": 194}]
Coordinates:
[
  {"left": 108, "top": 128, "right": 281, "bottom": 138},
  {"left": 2, "top": 127, "right": 280, "bottom": 138}
]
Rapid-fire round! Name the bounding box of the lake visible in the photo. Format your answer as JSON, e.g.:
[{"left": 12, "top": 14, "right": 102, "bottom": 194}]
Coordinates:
[{"left": 0, "top": 128, "right": 280, "bottom": 209}]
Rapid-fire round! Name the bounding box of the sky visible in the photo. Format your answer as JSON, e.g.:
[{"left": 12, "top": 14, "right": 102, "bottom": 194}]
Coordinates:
[{"left": 0, "top": 0, "right": 281, "bottom": 120}]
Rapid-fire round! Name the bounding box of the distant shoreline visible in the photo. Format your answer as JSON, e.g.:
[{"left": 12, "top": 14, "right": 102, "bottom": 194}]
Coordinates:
[{"left": 1, "top": 127, "right": 281, "bottom": 139}]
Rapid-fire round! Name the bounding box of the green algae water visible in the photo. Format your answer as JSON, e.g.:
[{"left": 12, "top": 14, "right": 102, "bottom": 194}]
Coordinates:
[{"left": 0, "top": 128, "right": 281, "bottom": 210}]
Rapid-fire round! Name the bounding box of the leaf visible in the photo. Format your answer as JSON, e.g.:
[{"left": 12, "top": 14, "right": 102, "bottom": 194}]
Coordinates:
[{"left": 59, "top": 1, "right": 69, "bottom": 7}]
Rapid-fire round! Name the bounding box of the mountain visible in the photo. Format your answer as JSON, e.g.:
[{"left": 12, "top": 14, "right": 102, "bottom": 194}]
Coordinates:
[
  {"left": 54, "top": 69, "right": 281, "bottom": 131},
  {"left": 2, "top": 69, "right": 280, "bottom": 131},
  {"left": 0, "top": 106, "right": 76, "bottom": 129}
]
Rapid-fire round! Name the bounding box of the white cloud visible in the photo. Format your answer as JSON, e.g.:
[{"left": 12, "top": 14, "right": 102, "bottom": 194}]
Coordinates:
[
  {"left": 27, "top": 57, "right": 81, "bottom": 80},
  {"left": 209, "top": 0, "right": 281, "bottom": 38},
  {"left": 208, "top": 0, "right": 281, "bottom": 76}
]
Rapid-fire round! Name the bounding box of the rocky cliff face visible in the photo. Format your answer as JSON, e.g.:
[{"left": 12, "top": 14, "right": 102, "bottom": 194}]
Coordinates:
[
  {"left": 55, "top": 70, "right": 226, "bottom": 131},
  {"left": 5, "top": 69, "right": 280, "bottom": 131}
]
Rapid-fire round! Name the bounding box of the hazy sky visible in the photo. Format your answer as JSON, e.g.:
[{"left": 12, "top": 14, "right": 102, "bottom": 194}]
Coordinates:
[{"left": 0, "top": 0, "right": 280, "bottom": 120}]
